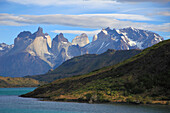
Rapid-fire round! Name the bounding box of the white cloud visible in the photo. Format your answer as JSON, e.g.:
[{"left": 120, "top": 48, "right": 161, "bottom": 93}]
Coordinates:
[
  {"left": 0, "top": 13, "right": 170, "bottom": 32},
  {"left": 156, "top": 11, "right": 170, "bottom": 16},
  {"left": 52, "top": 30, "right": 101, "bottom": 36},
  {"left": 116, "top": 0, "right": 170, "bottom": 2},
  {"left": 81, "top": 14, "right": 152, "bottom": 21},
  {"left": 6, "top": 0, "right": 119, "bottom": 6},
  {"left": 6, "top": 0, "right": 170, "bottom": 6}
]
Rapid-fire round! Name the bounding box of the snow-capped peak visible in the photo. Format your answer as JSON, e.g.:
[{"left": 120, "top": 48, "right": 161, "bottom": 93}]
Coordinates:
[{"left": 101, "top": 29, "right": 108, "bottom": 35}]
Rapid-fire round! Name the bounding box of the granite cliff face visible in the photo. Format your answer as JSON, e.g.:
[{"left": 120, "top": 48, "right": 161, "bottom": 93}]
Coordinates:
[
  {"left": 0, "top": 27, "right": 53, "bottom": 77},
  {"left": 0, "top": 27, "right": 87, "bottom": 77},
  {"left": 51, "top": 33, "right": 87, "bottom": 68},
  {"left": 0, "top": 27, "right": 164, "bottom": 77},
  {"left": 72, "top": 33, "right": 89, "bottom": 47}
]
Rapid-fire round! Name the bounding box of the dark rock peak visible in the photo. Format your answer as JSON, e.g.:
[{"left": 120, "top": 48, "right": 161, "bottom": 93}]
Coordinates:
[
  {"left": 0, "top": 43, "right": 13, "bottom": 48},
  {"left": 30, "top": 27, "right": 45, "bottom": 39},
  {"left": 128, "top": 27, "right": 134, "bottom": 29},
  {"left": 53, "top": 33, "right": 68, "bottom": 43},
  {"left": 59, "top": 33, "right": 64, "bottom": 36},
  {"left": 80, "top": 33, "right": 88, "bottom": 37},
  {"left": 0, "top": 43, "right": 7, "bottom": 46},
  {"left": 35, "top": 27, "right": 44, "bottom": 36},
  {"left": 17, "top": 31, "right": 32, "bottom": 38},
  {"left": 37, "top": 27, "right": 43, "bottom": 33},
  {"left": 120, "top": 27, "right": 142, "bottom": 33},
  {"left": 45, "top": 33, "right": 49, "bottom": 36},
  {"left": 103, "top": 27, "right": 119, "bottom": 36},
  {"left": 105, "top": 27, "right": 111, "bottom": 31}
]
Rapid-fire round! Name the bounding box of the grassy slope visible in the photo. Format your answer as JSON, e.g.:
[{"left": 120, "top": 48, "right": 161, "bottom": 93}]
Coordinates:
[
  {"left": 0, "top": 76, "right": 44, "bottom": 88},
  {"left": 21, "top": 39, "right": 170, "bottom": 105},
  {"left": 26, "top": 49, "right": 141, "bottom": 82}
]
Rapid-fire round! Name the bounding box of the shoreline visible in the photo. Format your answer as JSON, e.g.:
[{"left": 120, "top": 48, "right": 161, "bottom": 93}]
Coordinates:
[
  {"left": 20, "top": 96, "right": 170, "bottom": 106},
  {"left": 0, "top": 87, "right": 38, "bottom": 88}
]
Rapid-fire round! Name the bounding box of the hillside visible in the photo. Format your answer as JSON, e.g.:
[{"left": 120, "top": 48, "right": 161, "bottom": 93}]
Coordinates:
[
  {"left": 21, "top": 39, "right": 170, "bottom": 105},
  {"left": 26, "top": 49, "right": 141, "bottom": 82},
  {"left": 0, "top": 76, "right": 44, "bottom": 88}
]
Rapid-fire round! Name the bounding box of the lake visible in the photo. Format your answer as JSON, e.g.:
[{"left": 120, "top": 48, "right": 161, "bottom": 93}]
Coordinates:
[{"left": 0, "top": 87, "right": 169, "bottom": 113}]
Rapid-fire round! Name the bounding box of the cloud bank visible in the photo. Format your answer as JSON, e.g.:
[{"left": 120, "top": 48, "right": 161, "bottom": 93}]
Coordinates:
[
  {"left": 6, "top": 0, "right": 118, "bottom": 6},
  {"left": 52, "top": 30, "right": 101, "bottom": 36},
  {"left": 0, "top": 13, "right": 169, "bottom": 32},
  {"left": 6, "top": 0, "right": 170, "bottom": 6},
  {"left": 156, "top": 11, "right": 170, "bottom": 16},
  {"left": 116, "top": 0, "right": 170, "bottom": 2}
]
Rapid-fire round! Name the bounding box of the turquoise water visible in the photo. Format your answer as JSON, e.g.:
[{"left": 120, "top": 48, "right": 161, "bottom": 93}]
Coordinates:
[{"left": 0, "top": 88, "right": 170, "bottom": 113}]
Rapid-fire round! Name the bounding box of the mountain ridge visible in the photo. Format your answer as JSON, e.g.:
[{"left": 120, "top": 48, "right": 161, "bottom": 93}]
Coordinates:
[{"left": 0, "top": 27, "right": 163, "bottom": 77}]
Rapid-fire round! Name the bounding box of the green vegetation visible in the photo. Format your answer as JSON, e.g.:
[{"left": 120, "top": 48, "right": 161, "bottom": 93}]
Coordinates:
[
  {"left": 0, "top": 76, "right": 44, "bottom": 87},
  {"left": 26, "top": 49, "right": 141, "bottom": 82},
  {"left": 21, "top": 39, "right": 170, "bottom": 105}
]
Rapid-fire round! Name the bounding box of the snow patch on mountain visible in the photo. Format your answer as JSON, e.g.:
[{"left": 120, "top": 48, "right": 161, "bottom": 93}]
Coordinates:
[
  {"left": 0, "top": 47, "right": 3, "bottom": 50},
  {"left": 136, "top": 41, "right": 143, "bottom": 49},
  {"left": 128, "top": 39, "right": 136, "bottom": 46},
  {"left": 97, "top": 42, "right": 105, "bottom": 53},
  {"left": 101, "top": 29, "right": 108, "bottom": 35}
]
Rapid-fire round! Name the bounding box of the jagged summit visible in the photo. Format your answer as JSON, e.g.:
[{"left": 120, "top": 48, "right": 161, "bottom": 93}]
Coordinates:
[
  {"left": 53, "top": 33, "right": 69, "bottom": 43},
  {"left": 85, "top": 27, "right": 163, "bottom": 54},
  {"left": 0, "top": 27, "right": 164, "bottom": 77},
  {"left": 105, "top": 27, "right": 111, "bottom": 31},
  {"left": 17, "top": 31, "right": 32, "bottom": 38},
  {"left": 37, "top": 27, "right": 43, "bottom": 33},
  {"left": 72, "top": 33, "right": 89, "bottom": 47},
  {"left": 30, "top": 27, "right": 45, "bottom": 39},
  {"left": 0, "top": 43, "right": 14, "bottom": 56}
]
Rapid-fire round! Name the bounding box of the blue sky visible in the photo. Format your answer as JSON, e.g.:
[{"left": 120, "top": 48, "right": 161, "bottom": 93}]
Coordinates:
[{"left": 0, "top": 0, "right": 170, "bottom": 44}]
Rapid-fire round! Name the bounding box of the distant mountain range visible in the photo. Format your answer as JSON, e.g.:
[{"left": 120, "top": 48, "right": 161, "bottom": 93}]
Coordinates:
[
  {"left": 0, "top": 43, "right": 13, "bottom": 56},
  {"left": 21, "top": 39, "right": 170, "bottom": 104},
  {"left": 0, "top": 27, "right": 163, "bottom": 77},
  {"left": 86, "top": 27, "right": 163, "bottom": 54}
]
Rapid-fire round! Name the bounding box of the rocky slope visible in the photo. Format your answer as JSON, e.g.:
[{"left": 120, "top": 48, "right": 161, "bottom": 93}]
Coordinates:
[
  {"left": 26, "top": 49, "right": 141, "bottom": 82},
  {"left": 21, "top": 39, "right": 170, "bottom": 105}
]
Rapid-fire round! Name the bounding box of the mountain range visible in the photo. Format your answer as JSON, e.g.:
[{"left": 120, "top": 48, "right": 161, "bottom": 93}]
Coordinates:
[
  {"left": 0, "top": 27, "right": 163, "bottom": 77},
  {"left": 21, "top": 39, "right": 170, "bottom": 104}
]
